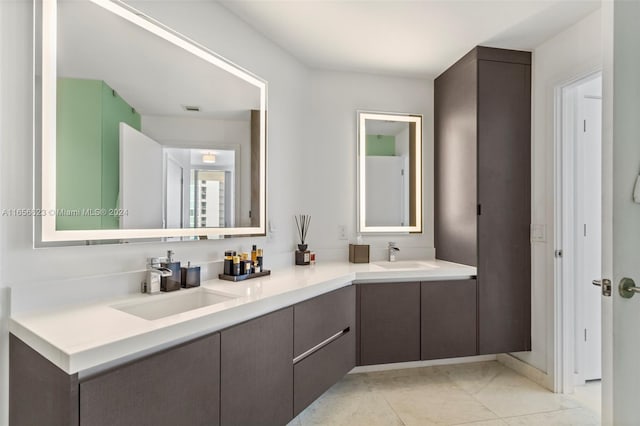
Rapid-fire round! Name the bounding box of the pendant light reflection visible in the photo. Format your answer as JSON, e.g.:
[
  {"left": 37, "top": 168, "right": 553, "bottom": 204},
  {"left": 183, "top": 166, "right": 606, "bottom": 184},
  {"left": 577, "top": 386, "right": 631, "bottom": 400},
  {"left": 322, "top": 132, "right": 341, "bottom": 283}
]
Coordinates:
[{"left": 202, "top": 152, "right": 217, "bottom": 164}]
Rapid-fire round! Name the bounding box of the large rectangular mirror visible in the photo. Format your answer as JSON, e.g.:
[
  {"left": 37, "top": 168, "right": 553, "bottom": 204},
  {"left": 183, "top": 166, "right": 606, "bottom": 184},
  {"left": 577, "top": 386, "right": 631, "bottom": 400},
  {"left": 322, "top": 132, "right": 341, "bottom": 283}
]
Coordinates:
[
  {"left": 37, "top": 0, "right": 267, "bottom": 242},
  {"left": 357, "top": 111, "right": 422, "bottom": 233}
]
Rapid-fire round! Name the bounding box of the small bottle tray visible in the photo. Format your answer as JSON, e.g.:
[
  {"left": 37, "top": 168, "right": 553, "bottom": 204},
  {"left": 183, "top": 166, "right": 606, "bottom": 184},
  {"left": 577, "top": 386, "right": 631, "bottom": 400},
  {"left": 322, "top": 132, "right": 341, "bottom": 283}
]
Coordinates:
[{"left": 218, "top": 270, "right": 271, "bottom": 282}]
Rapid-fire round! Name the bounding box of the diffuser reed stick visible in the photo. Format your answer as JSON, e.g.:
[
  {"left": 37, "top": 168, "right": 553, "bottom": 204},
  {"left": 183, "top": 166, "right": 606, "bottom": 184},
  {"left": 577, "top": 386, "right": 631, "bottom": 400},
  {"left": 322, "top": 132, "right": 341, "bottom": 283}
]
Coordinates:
[{"left": 295, "top": 214, "right": 311, "bottom": 245}]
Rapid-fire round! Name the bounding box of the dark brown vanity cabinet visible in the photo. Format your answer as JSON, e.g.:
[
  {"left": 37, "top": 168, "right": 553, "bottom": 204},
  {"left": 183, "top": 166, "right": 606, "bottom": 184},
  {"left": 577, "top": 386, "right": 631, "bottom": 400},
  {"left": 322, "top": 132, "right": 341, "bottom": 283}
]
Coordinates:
[
  {"left": 435, "top": 46, "right": 532, "bottom": 355},
  {"left": 10, "top": 334, "right": 79, "bottom": 426},
  {"left": 10, "top": 333, "right": 221, "bottom": 426},
  {"left": 421, "top": 279, "right": 477, "bottom": 360},
  {"left": 80, "top": 334, "right": 221, "bottom": 426},
  {"left": 357, "top": 282, "right": 421, "bottom": 365},
  {"left": 220, "top": 307, "right": 294, "bottom": 426},
  {"left": 293, "top": 286, "right": 356, "bottom": 416}
]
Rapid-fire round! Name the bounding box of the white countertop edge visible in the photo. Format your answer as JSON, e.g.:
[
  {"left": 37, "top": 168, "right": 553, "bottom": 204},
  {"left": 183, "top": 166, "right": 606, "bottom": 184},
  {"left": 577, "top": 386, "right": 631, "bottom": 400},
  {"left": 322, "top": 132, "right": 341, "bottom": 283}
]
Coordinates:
[{"left": 10, "top": 261, "right": 476, "bottom": 375}]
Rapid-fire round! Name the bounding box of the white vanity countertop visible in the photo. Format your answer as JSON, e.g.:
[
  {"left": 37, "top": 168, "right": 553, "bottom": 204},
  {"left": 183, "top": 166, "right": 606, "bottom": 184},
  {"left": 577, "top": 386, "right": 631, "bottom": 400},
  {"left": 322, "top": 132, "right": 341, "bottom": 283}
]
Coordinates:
[{"left": 9, "top": 259, "right": 476, "bottom": 374}]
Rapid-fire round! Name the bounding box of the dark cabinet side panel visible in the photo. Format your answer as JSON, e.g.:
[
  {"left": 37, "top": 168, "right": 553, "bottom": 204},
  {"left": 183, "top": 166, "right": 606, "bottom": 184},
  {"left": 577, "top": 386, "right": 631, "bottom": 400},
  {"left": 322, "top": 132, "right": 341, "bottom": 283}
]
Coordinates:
[
  {"left": 294, "top": 285, "right": 355, "bottom": 357},
  {"left": 221, "top": 308, "right": 293, "bottom": 426},
  {"left": 434, "top": 54, "right": 478, "bottom": 267},
  {"left": 421, "top": 280, "right": 477, "bottom": 360},
  {"left": 477, "top": 59, "right": 532, "bottom": 354},
  {"left": 10, "top": 334, "right": 79, "bottom": 426},
  {"left": 359, "top": 282, "right": 420, "bottom": 365},
  {"left": 294, "top": 329, "right": 356, "bottom": 416},
  {"left": 79, "top": 333, "right": 220, "bottom": 426}
]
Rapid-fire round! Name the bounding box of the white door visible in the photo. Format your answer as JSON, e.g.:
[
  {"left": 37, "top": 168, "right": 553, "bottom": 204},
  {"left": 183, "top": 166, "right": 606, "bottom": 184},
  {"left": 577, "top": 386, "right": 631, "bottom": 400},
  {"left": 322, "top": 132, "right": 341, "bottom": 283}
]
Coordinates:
[
  {"left": 576, "top": 79, "right": 602, "bottom": 382},
  {"left": 365, "top": 156, "right": 405, "bottom": 226},
  {"left": 119, "top": 123, "right": 163, "bottom": 229},
  {"left": 602, "top": 2, "right": 640, "bottom": 424}
]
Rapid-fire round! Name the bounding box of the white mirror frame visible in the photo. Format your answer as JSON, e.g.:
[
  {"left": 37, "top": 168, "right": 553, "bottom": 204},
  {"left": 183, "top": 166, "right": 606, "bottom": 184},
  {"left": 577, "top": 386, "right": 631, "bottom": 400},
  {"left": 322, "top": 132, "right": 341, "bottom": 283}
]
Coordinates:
[
  {"left": 357, "top": 111, "right": 422, "bottom": 234},
  {"left": 39, "top": 0, "right": 267, "bottom": 242}
]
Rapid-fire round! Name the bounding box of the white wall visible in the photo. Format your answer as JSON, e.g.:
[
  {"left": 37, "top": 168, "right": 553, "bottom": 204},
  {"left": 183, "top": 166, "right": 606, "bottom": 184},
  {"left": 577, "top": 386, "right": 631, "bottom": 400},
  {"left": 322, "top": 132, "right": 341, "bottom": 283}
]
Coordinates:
[
  {"left": 304, "top": 70, "right": 433, "bottom": 261},
  {"left": 0, "top": 1, "right": 309, "bottom": 423},
  {"left": 513, "top": 9, "right": 602, "bottom": 387}
]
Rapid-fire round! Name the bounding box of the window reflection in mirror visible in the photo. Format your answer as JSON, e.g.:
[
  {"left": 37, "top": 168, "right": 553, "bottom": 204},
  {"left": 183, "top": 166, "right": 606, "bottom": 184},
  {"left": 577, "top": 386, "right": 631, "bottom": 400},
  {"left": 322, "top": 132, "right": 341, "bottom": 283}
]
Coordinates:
[{"left": 358, "top": 112, "right": 422, "bottom": 234}]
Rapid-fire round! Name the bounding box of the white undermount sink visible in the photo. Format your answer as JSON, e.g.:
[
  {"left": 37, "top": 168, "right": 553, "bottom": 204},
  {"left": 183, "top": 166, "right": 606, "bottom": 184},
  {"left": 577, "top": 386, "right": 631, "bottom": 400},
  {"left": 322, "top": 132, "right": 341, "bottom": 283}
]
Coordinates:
[
  {"left": 373, "top": 261, "right": 435, "bottom": 270},
  {"left": 112, "top": 288, "right": 239, "bottom": 321}
]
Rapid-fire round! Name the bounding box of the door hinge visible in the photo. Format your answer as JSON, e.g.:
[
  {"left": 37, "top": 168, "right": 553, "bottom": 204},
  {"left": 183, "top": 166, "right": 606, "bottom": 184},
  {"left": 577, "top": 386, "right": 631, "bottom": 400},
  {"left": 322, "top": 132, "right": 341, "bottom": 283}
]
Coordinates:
[
  {"left": 477, "top": 204, "right": 482, "bottom": 216},
  {"left": 584, "top": 120, "right": 586, "bottom": 132},
  {"left": 584, "top": 328, "right": 587, "bottom": 342},
  {"left": 555, "top": 249, "right": 563, "bottom": 258}
]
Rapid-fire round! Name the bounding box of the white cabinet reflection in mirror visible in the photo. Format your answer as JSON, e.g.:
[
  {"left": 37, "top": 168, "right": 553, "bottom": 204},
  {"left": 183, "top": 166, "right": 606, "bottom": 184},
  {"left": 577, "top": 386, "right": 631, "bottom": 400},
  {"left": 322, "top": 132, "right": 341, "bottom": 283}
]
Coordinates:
[
  {"left": 38, "top": 0, "right": 266, "bottom": 242},
  {"left": 357, "top": 112, "right": 422, "bottom": 234},
  {"left": 119, "top": 124, "right": 163, "bottom": 229}
]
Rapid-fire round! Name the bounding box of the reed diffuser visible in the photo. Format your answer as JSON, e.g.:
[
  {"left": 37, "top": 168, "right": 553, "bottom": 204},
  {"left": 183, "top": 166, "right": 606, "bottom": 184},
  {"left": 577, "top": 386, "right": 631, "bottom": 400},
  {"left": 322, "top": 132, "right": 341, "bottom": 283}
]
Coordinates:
[{"left": 295, "top": 214, "right": 311, "bottom": 265}]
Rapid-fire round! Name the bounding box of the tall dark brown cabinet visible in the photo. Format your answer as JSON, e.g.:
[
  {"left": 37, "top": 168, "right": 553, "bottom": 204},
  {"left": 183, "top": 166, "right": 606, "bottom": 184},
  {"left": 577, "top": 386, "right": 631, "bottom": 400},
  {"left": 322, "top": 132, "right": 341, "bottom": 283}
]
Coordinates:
[{"left": 435, "top": 46, "right": 532, "bottom": 354}]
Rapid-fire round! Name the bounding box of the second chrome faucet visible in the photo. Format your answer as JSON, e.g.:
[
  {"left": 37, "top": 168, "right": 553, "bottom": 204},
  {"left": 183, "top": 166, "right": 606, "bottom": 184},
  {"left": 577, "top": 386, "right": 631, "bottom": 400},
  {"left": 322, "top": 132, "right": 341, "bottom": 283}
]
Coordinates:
[{"left": 388, "top": 242, "right": 400, "bottom": 262}]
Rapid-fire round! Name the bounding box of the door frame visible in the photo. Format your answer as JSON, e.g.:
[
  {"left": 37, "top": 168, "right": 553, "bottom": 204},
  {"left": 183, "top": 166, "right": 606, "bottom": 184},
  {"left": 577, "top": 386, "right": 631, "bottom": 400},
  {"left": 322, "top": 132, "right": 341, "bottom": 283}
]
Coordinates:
[{"left": 553, "top": 69, "right": 602, "bottom": 394}]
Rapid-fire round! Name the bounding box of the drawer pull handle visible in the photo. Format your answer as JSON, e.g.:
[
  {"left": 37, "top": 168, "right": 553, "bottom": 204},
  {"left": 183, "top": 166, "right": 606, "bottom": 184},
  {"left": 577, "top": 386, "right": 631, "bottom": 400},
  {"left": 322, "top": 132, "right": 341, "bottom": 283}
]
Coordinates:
[{"left": 293, "top": 327, "right": 349, "bottom": 364}]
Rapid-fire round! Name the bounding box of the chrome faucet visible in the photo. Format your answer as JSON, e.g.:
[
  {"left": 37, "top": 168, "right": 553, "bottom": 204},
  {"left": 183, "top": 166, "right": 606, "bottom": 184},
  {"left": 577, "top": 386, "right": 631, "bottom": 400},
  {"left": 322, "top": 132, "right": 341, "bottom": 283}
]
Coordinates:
[
  {"left": 142, "top": 257, "right": 173, "bottom": 294},
  {"left": 388, "top": 242, "right": 400, "bottom": 262}
]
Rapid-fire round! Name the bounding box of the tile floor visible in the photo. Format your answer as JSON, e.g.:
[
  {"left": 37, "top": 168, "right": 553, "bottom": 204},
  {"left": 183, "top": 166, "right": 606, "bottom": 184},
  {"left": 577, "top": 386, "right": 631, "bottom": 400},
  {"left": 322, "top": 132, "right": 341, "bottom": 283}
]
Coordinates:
[{"left": 288, "top": 361, "right": 601, "bottom": 426}]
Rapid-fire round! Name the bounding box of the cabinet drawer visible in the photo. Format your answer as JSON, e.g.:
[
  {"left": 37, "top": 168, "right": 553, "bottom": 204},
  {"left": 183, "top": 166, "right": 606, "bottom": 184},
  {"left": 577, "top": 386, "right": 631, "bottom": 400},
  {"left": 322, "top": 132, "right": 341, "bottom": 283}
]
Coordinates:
[
  {"left": 421, "top": 279, "right": 477, "bottom": 360},
  {"left": 80, "top": 333, "right": 220, "bottom": 426},
  {"left": 294, "top": 285, "right": 355, "bottom": 357},
  {"left": 294, "top": 327, "right": 356, "bottom": 416}
]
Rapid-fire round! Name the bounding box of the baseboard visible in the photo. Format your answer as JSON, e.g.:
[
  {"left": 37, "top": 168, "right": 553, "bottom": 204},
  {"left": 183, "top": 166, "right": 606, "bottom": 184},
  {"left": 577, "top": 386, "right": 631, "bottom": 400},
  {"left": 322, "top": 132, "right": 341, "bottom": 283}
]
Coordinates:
[
  {"left": 497, "top": 353, "right": 553, "bottom": 391},
  {"left": 350, "top": 354, "right": 497, "bottom": 374}
]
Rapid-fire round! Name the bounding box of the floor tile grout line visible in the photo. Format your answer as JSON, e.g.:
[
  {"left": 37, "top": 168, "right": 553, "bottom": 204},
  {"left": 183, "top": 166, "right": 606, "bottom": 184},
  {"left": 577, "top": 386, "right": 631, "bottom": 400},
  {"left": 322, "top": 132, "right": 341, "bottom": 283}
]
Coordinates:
[
  {"left": 496, "top": 406, "right": 602, "bottom": 424},
  {"left": 369, "top": 384, "right": 408, "bottom": 426},
  {"left": 373, "top": 365, "right": 506, "bottom": 425},
  {"left": 462, "top": 366, "right": 591, "bottom": 420},
  {"left": 437, "top": 367, "right": 505, "bottom": 421},
  {"left": 460, "top": 368, "right": 512, "bottom": 419}
]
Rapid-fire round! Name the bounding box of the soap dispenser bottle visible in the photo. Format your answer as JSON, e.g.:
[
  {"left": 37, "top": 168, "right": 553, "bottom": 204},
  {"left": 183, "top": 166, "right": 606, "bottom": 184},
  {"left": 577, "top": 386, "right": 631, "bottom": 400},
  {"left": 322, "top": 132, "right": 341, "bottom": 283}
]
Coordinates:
[{"left": 161, "top": 250, "right": 181, "bottom": 292}]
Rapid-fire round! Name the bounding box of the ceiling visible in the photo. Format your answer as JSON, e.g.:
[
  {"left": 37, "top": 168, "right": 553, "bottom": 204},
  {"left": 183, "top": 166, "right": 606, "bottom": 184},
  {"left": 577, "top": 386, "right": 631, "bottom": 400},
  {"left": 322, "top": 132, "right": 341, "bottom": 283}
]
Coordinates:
[
  {"left": 58, "top": 0, "right": 260, "bottom": 119},
  {"left": 221, "top": 0, "right": 601, "bottom": 78}
]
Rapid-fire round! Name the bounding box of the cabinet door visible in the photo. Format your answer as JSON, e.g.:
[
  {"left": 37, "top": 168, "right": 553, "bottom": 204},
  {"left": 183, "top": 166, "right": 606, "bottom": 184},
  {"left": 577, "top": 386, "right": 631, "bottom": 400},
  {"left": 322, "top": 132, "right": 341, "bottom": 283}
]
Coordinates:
[
  {"left": 421, "top": 280, "right": 477, "bottom": 360},
  {"left": 477, "top": 58, "right": 531, "bottom": 354},
  {"left": 10, "top": 334, "right": 79, "bottom": 426},
  {"left": 80, "top": 333, "right": 220, "bottom": 426},
  {"left": 220, "top": 308, "right": 293, "bottom": 426},
  {"left": 434, "top": 52, "right": 478, "bottom": 267},
  {"left": 359, "top": 282, "right": 420, "bottom": 365}
]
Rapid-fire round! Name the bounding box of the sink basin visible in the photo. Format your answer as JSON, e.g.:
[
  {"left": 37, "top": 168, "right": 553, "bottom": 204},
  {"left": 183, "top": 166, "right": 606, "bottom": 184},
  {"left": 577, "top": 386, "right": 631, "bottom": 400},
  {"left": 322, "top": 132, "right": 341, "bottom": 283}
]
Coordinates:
[
  {"left": 112, "top": 288, "right": 238, "bottom": 320},
  {"left": 373, "top": 261, "right": 435, "bottom": 270}
]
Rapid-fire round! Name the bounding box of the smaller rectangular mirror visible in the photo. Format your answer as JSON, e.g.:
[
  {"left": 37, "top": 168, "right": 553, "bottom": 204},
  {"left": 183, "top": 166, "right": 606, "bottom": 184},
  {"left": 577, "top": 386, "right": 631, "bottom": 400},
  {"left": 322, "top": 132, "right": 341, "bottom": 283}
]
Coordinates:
[{"left": 358, "top": 111, "right": 422, "bottom": 233}]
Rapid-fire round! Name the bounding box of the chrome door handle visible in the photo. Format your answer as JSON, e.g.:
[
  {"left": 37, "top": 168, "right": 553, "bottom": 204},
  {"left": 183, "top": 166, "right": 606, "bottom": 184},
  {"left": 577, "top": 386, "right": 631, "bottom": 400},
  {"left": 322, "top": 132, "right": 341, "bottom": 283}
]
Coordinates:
[
  {"left": 619, "top": 277, "right": 640, "bottom": 298},
  {"left": 593, "top": 279, "right": 612, "bottom": 297}
]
